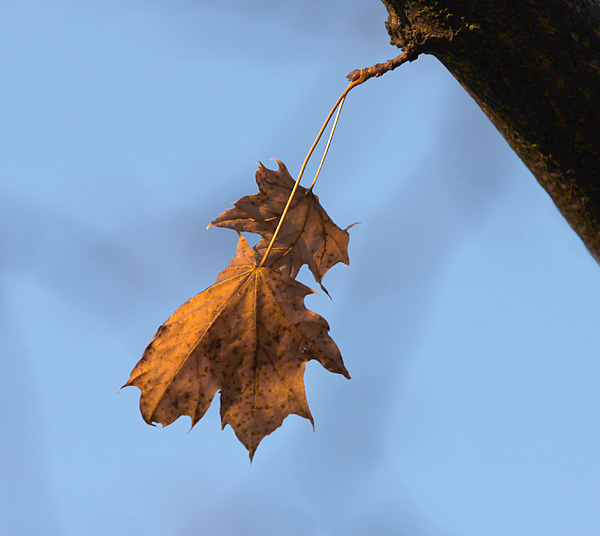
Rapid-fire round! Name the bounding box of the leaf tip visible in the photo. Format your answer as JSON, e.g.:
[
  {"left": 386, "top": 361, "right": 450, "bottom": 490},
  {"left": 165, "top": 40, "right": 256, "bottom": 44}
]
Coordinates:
[
  {"left": 120, "top": 377, "right": 136, "bottom": 391},
  {"left": 319, "top": 282, "right": 332, "bottom": 300},
  {"left": 345, "top": 221, "right": 361, "bottom": 231},
  {"left": 273, "top": 158, "right": 288, "bottom": 174}
]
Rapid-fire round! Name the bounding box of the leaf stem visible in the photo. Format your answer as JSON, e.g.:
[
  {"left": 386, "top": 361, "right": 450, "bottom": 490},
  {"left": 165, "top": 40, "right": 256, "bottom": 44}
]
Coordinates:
[
  {"left": 258, "top": 80, "right": 359, "bottom": 267},
  {"left": 258, "top": 47, "right": 419, "bottom": 268},
  {"left": 307, "top": 95, "right": 346, "bottom": 193}
]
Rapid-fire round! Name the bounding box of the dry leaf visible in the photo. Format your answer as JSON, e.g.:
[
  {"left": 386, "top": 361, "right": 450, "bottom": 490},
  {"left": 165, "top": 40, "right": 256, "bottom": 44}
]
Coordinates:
[
  {"left": 210, "top": 160, "right": 350, "bottom": 285},
  {"left": 124, "top": 236, "right": 349, "bottom": 459}
]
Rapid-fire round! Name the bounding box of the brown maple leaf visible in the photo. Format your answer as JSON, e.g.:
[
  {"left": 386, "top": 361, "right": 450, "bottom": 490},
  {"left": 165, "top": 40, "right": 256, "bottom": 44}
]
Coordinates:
[
  {"left": 124, "top": 235, "right": 349, "bottom": 459},
  {"left": 210, "top": 160, "right": 350, "bottom": 285}
]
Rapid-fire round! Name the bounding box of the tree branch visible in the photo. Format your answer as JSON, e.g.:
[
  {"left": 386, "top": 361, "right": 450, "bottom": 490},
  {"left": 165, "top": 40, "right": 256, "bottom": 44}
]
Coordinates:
[{"left": 381, "top": 0, "right": 600, "bottom": 261}]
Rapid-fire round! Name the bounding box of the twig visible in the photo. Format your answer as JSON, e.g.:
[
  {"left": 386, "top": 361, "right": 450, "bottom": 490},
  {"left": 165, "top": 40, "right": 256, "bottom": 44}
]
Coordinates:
[{"left": 346, "top": 47, "right": 419, "bottom": 84}]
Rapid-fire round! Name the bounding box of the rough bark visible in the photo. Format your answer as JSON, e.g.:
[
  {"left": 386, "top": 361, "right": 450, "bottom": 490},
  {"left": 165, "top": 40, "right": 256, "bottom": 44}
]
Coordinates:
[{"left": 380, "top": 0, "right": 600, "bottom": 260}]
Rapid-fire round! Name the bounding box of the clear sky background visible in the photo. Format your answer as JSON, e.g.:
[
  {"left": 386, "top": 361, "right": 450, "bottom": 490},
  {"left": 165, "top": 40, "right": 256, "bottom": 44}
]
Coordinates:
[{"left": 2, "top": 1, "right": 600, "bottom": 535}]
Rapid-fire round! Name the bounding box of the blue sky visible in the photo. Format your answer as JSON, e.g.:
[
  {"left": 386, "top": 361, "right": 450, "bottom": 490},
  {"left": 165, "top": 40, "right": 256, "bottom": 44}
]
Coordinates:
[{"left": 2, "top": 1, "right": 600, "bottom": 535}]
